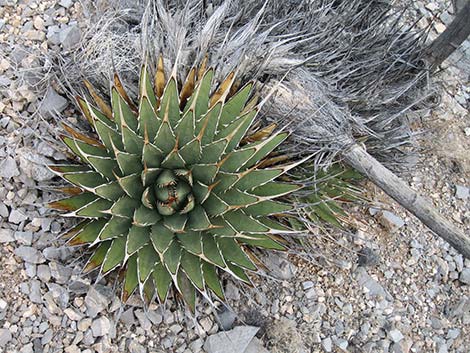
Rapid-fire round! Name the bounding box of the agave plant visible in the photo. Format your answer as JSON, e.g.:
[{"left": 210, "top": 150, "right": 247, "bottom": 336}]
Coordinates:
[{"left": 48, "top": 57, "right": 303, "bottom": 310}]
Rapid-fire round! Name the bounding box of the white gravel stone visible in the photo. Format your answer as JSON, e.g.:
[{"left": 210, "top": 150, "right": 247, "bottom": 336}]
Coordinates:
[
  {"left": 459, "top": 268, "right": 470, "bottom": 285},
  {"left": 0, "top": 157, "right": 20, "bottom": 179},
  {"left": 0, "top": 228, "right": 14, "bottom": 243},
  {"left": 388, "top": 329, "right": 404, "bottom": 343},
  {"left": 14, "top": 246, "right": 45, "bottom": 264},
  {"left": 322, "top": 337, "right": 333, "bottom": 352},
  {"left": 8, "top": 209, "right": 28, "bottom": 224},
  {"left": 204, "top": 326, "right": 259, "bottom": 353},
  {"left": 91, "top": 316, "right": 111, "bottom": 337}
]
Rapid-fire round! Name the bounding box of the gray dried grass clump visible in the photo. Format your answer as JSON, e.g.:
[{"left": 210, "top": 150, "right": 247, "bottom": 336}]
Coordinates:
[{"left": 49, "top": 0, "right": 432, "bottom": 172}]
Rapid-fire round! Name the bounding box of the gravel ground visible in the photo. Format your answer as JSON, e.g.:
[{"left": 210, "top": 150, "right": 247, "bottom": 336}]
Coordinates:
[{"left": 0, "top": 1, "right": 469, "bottom": 353}]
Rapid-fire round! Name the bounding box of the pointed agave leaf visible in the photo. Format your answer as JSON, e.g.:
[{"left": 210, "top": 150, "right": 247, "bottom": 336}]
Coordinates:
[
  {"left": 152, "top": 262, "right": 172, "bottom": 302},
  {"left": 115, "top": 151, "right": 142, "bottom": 175},
  {"left": 176, "top": 269, "right": 196, "bottom": 311},
  {"left": 244, "top": 200, "right": 293, "bottom": 216},
  {"left": 141, "top": 167, "right": 161, "bottom": 187},
  {"left": 95, "top": 181, "right": 126, "bottom": 201},
  {"left": 102, "top": 235, "right": 126, "bottom": 274},
  {"left": 69, "top": 219, "right": 107, "bottom": 246},
  {"left": 138, "top": 244, "right": 158, "bottom": 282},
  {"left": 216, "top": 109, "right": 258, "bottom": 154},
  {"left": 126, "top": 225, "right": 150, "bottom": 256},
  {"left": 223, "top": 211, "right": 269, "bottom": 234},
  {"left": 226, "top": 262, "right": 251, "bottom": 284},
  {"left": 202, "top": 193, "right": 229, "bottom": 216},
  {"left": 198, "top": 139, "right": 227, "bottom": 164},
  {"left": 75, "top": 198, "right": 113, "bottom": 218},
  {"left": 162, "top": 241, "right": 182, "bottom": 275},
  {"left": 99, "top": 216, "right": 132, "bottom": 240},
  {"left": 141, "top": 187, "right": 156, "bottom": 209},
  {"left": 251, "top": 182, "right": 300, "bottom": 198},
  {"left": 154, "top": 120, "right": 176, "bottom": 155},
  {"left": 110, "top": 196, "right": 140, "bottom": 218},
  {"left": 195, "top": 102, "right": 222, "bottom": 146},
  {"left": 218, "top": 82, "right": 253, "bottom": 128},
  {"left": 87, "top": 156, "right": 118, "bottom": 180},
  {"left": 95, "top": 119, "right": 124, "bottom": 152},
  {"left": 83, "top": 241, "right": 111, "bottom": 273},
  {"left": 122, "top": 254, "right": 138, "bottom": 301},
  {"left": 163, "top": 214, "right": 187, "bottom": 233},
  {"left": 175, "top": 109, "right": 195, "bottom": 146},
  {"left": 201, "top": 233, "right": 225, "bottom": 268},
  {"left": 237, "top": 233, "right": 286, "bottom": 251},
  {"left": 201, "top": 262, "right": 224, "bottom": 299},
  {"left": 158, "top": 77, "right": 180, "bottom": 128},
  {"left": 62, "top": 136, "right": 107, "bottom": 161},
  {"left": 219, "top": 147, "right": 257, "bottom": 173},
  {"left": 180, "top": 251, "right": 204, "bottom": 290},
  {"left": 138, "top": 96, "right": 160, "bottom": 142},
  {"left": 112, "top": 87, "right": 136, "bottom": 131},
  {"left": 192, "top": 181, "right": 211, "bottom": 204},
  {"left": 133, "top": 205, "right": 162, "bottom": 226},
  {"left": 217, "top": 237, "right": 256, "bottom": 270},
  {"left": 116, "top": 173, "right": 144, "bottom": 199},
  {"left": 48, "top": 192, "right": 97, "bottom": 211},
  {"left": 61, "top": 220, "right": 88, "bottom": 240},
  {"left": 234, "top": 169, "right": 283, "bottom": 191},
  {"left": 122, "top": 125, "right": 144, "bottom": 155},
  {"left": 191, "top": 164, "right": 218, "bottom": 185},
  {"left": 142, "top": 141, "right": 163, "bottom": 168},
  {"left": 161, "top": 142, "right": 186, "bottom": 169},
  {"left": 63, "top": 171, "right": 107, "bottom": 190},
  {"left": 187, "top": 205, "right": 212, "bottom": 231},
  {"left": 150, "top": 222, "right": 175, "bottom": 253},
  {"left": 177, "top": 231, "right": 202, "bottom": 255},
  {"left": 216, "top": 188, "right": 259, "bottom": 208},
  {"left": 139, "top": 65, "right": 158, "bottom": 107},
  {"left": 243, "top": 132, "right": 289, "bottom": 169},
  {"left": 178, "top": 138, "right": 201, "bottom": 166},
  {"left": 183, "top": 69, "right": 213, "bottom": 120}
]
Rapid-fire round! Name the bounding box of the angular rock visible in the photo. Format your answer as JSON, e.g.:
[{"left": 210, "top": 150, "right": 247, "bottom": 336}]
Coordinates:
[
  {"left": 59, "top": 24, "right": 81, "bottom": 50},
  {"left": 0, "top": 228, "right": 14, "bottom": 243},
  {"left": 455, "top": 185, "right": 469, "bottom": 200},
  {"left": 40, "top": 86, "right": 68, "bottom": 116},
  {"left": 9, "top": 209, "right": 28, "bottom": 224},
  {"left": 37, "top": 264, "right": 51, "bottom": 282},
  {"left": 64, "top": 308, "right": 84, "bottom": 321},
  {"left": 355, "top": 267, "right": 392, "bottom": 300},
  {"left": 0, "top": 157, "right": 20, "bottom": 179},
  {"left": 85, "top": 286, "right": 110, "bottom": 318},
  {"left": 388, "top": 329, "right": 404, "bottom": 343},
  {"left": 217, "top": 307, "right": 237, "bottom": 331},
  {"left": 377, "top": 211, "right": 405, "bottom": 232},
  {"left": 18, "top": 148, "right": 55, "bottom": 181},
  {"left": 14, "top": 246, "right": 45, "bottom": 264},
  {"left": 262, "top": 253, "right": 297, "bottom": 280},
  {"left": 322, "top": 337, "right": 333, "bottom": 352},
  {"left": 204, "top": 326, "right": 259, "bottom": 353},
  {"left": 244, "top": 338, "right": 270, "bottom": 353},
  {"left": 459, "top": 268, "right": 470, "bottom": 285},
  {"left": 128, "top": 340, "right": 146, "bottom": 353},
  {"left": 91, "top": 316, "right": 111, "bottom": 337},
  {"left": 0, "top": 328, "right": 11, "bottom": 347}
]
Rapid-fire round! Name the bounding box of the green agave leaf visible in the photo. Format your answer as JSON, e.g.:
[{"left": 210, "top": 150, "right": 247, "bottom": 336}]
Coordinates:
[
  {"left": 216, "top": 237, "right": 256, "bottom": 270},
  {"left": 48, "top": 192, "right": 97, "bottom": 211},
  {"left": 216, "top": 188, "right": 259, "bottom": 208},
  {"left": 163, "top": 214, "right": 188, "bottom": 233},
  {"left": 187, "top": 205, "right": 212, "bottom": 231},
  {"left": 95, "top": 181, "right": 126, "bottom": 201},
  {"left": 123, "top": 254, "right": 139, "bottom": 301},
  {"left": 196, "top": 102, "right": 222, "bottom": 146},
  {"left": 116, "top": 173, "right": 144, "bottom": 199},
  {"left": 226, "top": 262, "right": 251, "bottom": 284},
  {"left": 201, "top": 233, "right": 225, "bottom": 268},
  {"left": 112, "top": 87, "right": 138, "bottom": 132},
  {"left": 110, "top": 195, "right": 140, "bottom": 218},
  {"left": 115, "top": 151, "right": 142, "bottom": 175},
  {"left": 84, "top": 241, "right": 111, "bottom": 273},
  {"left": 138, "top": 244, "right": 158, "bottom": 282},
  {"left": 217, "top": 82, "right": 253, "bottom": 129},
  {"left": 181, "top": 251, "right": 204, "bottom": 290},
  {"left": 126, "top": 225, "right": 150, "bottom": 256},
  {"left": 237, "top": 233, "right": 286, "bottom": 251},
  {"left": 191, "top": 164, "right": 219, "bottom": 185},
  {"left": 177, "top": 230, "right": 202, "bottom": 255},
  {"left": 122, "top": 125, "right": 144, "bottom": 155},
  {"left": 251, "top": 182, "right": 300, "bottom": 198},
  {"left": 222, "top": 210, "right": 269, "bottom": 234},
  {"left": 63, "top": 171, "right": 108, "bottom": 190},
  {"left": 102, "top": 235, "right": 126, "bottom": 274},
  {"left": 154, "top": 121, "right": 176, "bottom": 155},
  {"left": 69, "top": 219, "right": 107, "bottom": 246},
  {"left": 242, "top": 132, "right": 289, "bottom": 169},
  {"left": 162, "top": 241, "right": 182, "bottom": 275},
  {"left": 134, "top": 205, "right": 162, "bottom": 226},
  {"left": 201, "top": 261, "right": 224, "bottom": 299},
  {"left": 142, "top": 142, "right": 164, "bottom": 169},
  {"left": 183, "top": 69, "right": 213, "bottom": 120},
  {"left": 158, "top": 77, "right": 180, "bottom": 129},
  {"left": 99, "top": 216, "right": 132, "bottom": 240},
  {"left": 216, "top": 109, "right": 257, "bottom": 153},
  {"left": 176, "top": 269, "right": 196, "bottom": 311},
  {"left": 244, "top": 200, "right": 293, "bottom": 216},
  {"left": 175, "top": 109, "right": 195, "bottom": 146},
  {"left": 75, "top": 198, "right": 113, "bottom": 218},
  {"left": 150, "top": 222, "right": 175, "bottom": 253},
  {"left": 152, "top": 262, "right": 172, "bottom": 302},
  {"left": 87, "top": 156, "right": 119, "bottom": 180}
]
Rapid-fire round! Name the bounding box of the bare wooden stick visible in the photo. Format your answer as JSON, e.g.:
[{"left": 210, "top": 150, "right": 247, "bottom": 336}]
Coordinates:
[
  {"left": 426, "top": 1, "right": 470, "bottom": 67},
  {"left": 343, "top": 144, "right": 470, "bottom": 259}
]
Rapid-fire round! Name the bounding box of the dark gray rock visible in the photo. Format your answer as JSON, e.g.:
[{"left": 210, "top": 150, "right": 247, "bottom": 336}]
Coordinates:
[{"left": 40, "top": 87, "right": 68, "bottom": 116}]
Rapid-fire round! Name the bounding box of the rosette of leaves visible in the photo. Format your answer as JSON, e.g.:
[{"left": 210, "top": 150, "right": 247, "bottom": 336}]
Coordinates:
[{"left": 48, "top": 57, "right": 302, "bottom": 310}]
